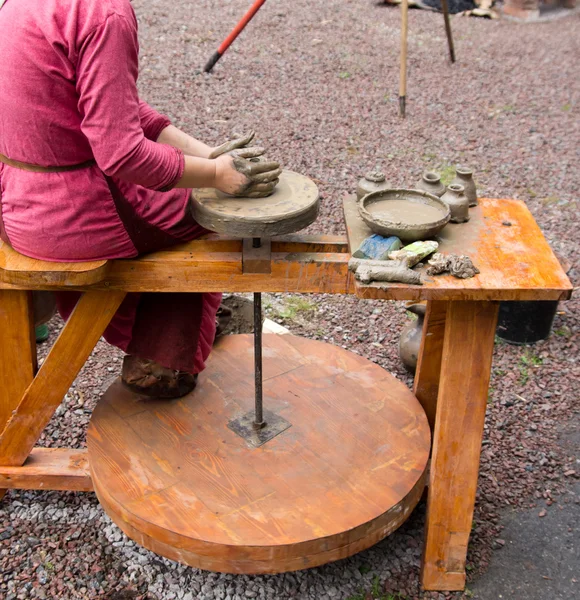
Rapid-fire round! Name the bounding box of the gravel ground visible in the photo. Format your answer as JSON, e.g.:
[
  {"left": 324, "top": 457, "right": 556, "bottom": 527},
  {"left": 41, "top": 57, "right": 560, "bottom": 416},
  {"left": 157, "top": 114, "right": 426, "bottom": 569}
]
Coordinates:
[{"left": 1, "top": 2, "right": 579, "bottom": 599}]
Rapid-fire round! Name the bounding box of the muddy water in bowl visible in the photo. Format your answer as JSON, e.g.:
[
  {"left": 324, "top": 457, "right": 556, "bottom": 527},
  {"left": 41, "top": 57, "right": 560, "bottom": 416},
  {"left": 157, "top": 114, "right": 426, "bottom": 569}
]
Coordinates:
[
  {"left": 367, "top": 199, "right": 445, "bottom": 225},
  {"left": 358, "top": 189, "right": 451, "bottom": 242}
]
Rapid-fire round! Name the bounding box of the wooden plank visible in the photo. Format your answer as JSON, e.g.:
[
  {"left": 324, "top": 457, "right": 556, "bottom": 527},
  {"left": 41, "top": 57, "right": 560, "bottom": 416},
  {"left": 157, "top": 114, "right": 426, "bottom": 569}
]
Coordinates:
[
  {"left": 100, "top": 252, "right": 355, "bottom": 294},
  {"left": 0, "top": 448, "right": 92, "bottom": 492},
  {"left": 113, "top": 234, "right": 349, "bottom": 256},
  {"left": 271, "top": 234, "right": 348, "bottom": 253},
  {"left": 0, "top": 241, "right": 110, "bottom": 287},
  {"left": 343, "top": 195, "right": 573, "bottom": 301},
  {"left": 0, "top": 291, "right": 36, "bottom": 433},
  {"left": 0, "top": 290, "right": 126, "bottom": 466},
  {"left": 0, "top": 290, "right": 36, "bottom": 500},
  {"left": 413, "top": 300, "right": 447, "bottom": 431},
  {"left": 421, "top": 301, "right": 499, "bottom": 591},
  {"left": 0, "top": 251, "right": 355, "bottom": 294}
]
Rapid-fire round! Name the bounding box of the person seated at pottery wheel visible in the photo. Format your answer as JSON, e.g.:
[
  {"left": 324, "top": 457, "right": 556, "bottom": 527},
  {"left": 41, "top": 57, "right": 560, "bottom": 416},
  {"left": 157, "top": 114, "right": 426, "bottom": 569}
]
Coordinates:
[{"left": 0, "top": 0, "right": 282, "bottom": 399}]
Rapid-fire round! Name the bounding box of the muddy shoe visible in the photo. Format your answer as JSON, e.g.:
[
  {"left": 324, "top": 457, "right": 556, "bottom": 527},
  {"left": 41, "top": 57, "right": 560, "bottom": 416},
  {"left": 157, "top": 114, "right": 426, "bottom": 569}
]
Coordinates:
[
  {"left": 215, "top": 304, "right": 233, "bottom": 339},
  {"left": 121, "top": 355, "right": 197, "bottom": 399}
]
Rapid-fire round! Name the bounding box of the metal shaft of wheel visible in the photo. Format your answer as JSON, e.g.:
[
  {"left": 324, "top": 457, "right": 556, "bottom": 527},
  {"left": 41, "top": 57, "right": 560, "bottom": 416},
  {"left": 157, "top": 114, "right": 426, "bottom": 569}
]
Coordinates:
[{"left": 253, "top": 238, "right": 265, "bottom": 430}]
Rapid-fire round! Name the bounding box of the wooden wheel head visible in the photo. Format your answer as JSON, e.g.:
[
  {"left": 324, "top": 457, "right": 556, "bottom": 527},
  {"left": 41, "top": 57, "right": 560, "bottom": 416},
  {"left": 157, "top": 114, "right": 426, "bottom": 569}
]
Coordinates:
[{"left": 191, "top": 170, "right": 319, "bottom": 237}]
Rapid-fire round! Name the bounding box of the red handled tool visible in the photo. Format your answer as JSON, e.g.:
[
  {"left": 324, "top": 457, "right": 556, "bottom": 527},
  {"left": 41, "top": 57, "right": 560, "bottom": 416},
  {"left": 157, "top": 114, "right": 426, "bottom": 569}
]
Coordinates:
[{"left": 204, "top": 0, "right": 268, "bottom": 73}]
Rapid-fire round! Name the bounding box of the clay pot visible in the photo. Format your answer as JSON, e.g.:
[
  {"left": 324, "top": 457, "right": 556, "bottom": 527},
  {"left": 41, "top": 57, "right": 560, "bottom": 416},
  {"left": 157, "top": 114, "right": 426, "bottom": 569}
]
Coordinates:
[
  {"left": 451, "top": 166, "right": 478, "bottom": 207},
  {"left": 399, "top": 303, "right": 426, "bottom": 374},
  {"left": 415, "top": 172, "right": 445, "bottom": 198},
  {"left": 441, "top": 184, "right": 470, "bottom": 223},
  {"left": 356, "top": 170, "right": 390, "bottom": 201}
]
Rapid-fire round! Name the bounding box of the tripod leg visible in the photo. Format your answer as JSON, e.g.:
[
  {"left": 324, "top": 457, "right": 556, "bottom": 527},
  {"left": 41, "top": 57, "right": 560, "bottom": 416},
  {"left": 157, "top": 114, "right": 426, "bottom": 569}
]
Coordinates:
[
  {"left": 399, "top": 0, "right": 409, "bottom": 118},
  {"left": 441, "top": 0, "right": 456, "bottom": 63}
]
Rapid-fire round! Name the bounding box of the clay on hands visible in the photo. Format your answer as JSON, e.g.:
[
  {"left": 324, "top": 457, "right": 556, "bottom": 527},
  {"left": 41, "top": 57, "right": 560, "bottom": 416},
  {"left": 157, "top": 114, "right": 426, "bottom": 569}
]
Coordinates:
[
  {"left": 209, "top": 131, "right": 263, "bottom": 159},
  {"left": 211, "top": 132, "right": 282, "bottom": 198},
  {"left": 231, "top": 155, "right": 281, "bottom": 198}
]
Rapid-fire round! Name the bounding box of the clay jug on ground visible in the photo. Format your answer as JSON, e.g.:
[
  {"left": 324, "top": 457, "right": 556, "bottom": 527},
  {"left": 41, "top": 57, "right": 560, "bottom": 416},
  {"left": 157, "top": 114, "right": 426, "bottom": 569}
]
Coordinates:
[
  {"left": 399, "top": 303, "right": 426, "bottom": 374},
  {"left": 451, "top": 166, "right": 478, "bottom": 207},
  {"left": 441, "top": 184, "right": 470, "bottom": 223},
  {"left": 415, "top": 171, "right": 445, "bottom": 197},
  {"left": 356, "top": 170, "right": 390, "bottom": 200}
]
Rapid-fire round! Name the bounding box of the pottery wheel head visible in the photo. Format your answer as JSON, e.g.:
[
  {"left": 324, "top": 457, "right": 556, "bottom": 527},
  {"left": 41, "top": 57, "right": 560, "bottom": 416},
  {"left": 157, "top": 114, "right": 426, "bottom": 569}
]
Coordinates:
[{"left": 191, "top": 170, "right": 319, "bottom": 237}]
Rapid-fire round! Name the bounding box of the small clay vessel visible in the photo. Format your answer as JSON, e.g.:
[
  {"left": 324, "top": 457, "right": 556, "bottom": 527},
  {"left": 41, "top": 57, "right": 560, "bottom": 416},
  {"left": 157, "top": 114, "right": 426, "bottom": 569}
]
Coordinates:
[
  {"left": 451, "top": 166, "right": 478, "bottom": 207},
  {"left": 356, "top": 170, "right": 390, "bottom": 201},
  {"left": 415, "top": 172, "right": 445, "bottom": 198},
  {"left": 441, "top": 184, "right": 470, "bottom": 223},
  {"left": 399, "top": 303, "right": 426, "bottom": 374}
]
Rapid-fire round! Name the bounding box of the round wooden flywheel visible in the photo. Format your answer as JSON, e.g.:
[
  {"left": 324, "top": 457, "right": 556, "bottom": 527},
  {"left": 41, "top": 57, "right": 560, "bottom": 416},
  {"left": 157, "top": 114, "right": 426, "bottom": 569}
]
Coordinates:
[{"left": 87, "top": 334, "right": 430, "bottom": 574}]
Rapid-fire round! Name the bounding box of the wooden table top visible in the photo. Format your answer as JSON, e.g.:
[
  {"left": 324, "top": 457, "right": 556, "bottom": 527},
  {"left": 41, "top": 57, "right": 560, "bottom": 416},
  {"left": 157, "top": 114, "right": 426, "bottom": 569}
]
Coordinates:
[
  {"left": 343, "top": 195, "right": 573, "bottom": 302},
  {"left": 0, "top": 198, "right": 572, "bottom": 301}
]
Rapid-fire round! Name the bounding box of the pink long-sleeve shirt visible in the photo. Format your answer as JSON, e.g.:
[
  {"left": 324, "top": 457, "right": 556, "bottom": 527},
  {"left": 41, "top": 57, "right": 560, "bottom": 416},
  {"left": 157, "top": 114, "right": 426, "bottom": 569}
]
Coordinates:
[{"left": 0, "top": 0, "right": 191, "bottom": 261}]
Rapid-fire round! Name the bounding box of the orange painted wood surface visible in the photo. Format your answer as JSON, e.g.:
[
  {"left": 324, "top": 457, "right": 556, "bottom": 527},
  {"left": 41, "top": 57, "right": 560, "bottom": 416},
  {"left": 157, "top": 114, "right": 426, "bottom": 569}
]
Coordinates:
[
  {"left": 88, "top": 334, "right": 431, "bottom": 574},
  {"left": 0, "top": 448, "right": 92, "bottom": 492},
  {"left": 0, "top": 291, "right": 126, "bottom": 466},
  {"left": 413, "top": 300, "right": 448, "bottom": 431},
  {"left": 1, "top": 199, "right": 571, "bottom": 300},
  {"left": 0, "top": 241, "right": 109, "bottom": 287},
  {"left": 344, "top": 195, "right": 573, "bottom": 301},
  {"left": 421, "top": 301, "right": 499, "bottom": 591}
]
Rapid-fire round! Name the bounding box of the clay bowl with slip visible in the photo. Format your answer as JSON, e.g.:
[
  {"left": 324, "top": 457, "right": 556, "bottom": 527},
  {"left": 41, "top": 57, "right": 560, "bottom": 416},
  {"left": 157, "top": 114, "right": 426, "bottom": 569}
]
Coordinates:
[{"left": 358, "top": 189, "right": 450, "bottom": 242}]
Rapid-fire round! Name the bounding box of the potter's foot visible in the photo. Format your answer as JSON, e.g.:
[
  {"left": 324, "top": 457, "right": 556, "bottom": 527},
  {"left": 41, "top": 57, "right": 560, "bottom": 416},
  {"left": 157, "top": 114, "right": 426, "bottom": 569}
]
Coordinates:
[{"left": 121, "top": 355, "right": 197, "bottom": 399}]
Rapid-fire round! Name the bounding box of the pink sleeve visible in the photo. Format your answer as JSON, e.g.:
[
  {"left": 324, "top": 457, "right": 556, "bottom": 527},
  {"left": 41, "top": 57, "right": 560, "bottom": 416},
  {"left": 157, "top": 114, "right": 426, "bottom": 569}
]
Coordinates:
[
  {"left": 139, "top": 101, "right": 171, "bottom": 141},
  {"left": 75, "top": 14, "right": 184, "bottom": 191}
]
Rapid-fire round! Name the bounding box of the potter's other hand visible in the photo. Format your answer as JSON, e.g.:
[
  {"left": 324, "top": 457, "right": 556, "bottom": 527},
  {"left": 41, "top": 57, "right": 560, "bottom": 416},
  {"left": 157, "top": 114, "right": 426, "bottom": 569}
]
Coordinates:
[{"left": 209, "top": 131, "right": 258, "bottom": 159}]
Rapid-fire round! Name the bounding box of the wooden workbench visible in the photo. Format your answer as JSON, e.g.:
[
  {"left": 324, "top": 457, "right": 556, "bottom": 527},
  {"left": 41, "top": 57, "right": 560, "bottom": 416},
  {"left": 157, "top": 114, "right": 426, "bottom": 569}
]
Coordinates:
[{"left": 0, "top": 197, "right": 572, "bottom": 591}]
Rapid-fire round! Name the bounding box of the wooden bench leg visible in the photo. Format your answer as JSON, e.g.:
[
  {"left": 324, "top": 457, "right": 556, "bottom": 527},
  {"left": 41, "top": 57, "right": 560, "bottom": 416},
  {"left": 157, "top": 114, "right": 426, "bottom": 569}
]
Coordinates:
[
  {"left": 0, "top": 290, "right": 36, "bottom": 500},
  {"left": 421, "top": 300, "right": 499, "bottom": 591},
  {"left": 0, "top": 291, "right": 126, "bottom": 468},
  {"left": 414, "top": 300, "right": 447, "bottom": 431}
]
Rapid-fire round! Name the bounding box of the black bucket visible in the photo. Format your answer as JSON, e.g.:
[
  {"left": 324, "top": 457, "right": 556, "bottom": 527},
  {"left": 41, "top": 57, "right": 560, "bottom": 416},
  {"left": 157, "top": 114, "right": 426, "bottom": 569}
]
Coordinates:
[{"left": 496, "top": 300, "right": 559, "bottom": 345}]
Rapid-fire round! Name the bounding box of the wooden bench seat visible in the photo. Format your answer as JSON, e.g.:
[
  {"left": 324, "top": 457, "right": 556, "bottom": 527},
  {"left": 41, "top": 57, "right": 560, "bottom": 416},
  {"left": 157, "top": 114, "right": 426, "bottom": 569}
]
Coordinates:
[{"left": 0, "top": 240, "right": 109, "bottom": 287}]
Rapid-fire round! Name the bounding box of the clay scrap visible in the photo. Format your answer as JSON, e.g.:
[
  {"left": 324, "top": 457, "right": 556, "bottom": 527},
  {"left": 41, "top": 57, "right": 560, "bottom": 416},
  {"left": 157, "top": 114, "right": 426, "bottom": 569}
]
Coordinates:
[
  {"left": 349, "top": 240, "right": 438, "bottom": 286},
  {"left": 426, "top": 253, "right": 480, "bottom": 279}
]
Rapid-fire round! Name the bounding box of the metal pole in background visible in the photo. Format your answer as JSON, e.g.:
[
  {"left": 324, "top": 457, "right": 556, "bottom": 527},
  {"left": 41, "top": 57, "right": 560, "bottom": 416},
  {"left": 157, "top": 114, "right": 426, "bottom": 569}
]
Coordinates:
[{"left": 399, "top": 0, "right": 409, "bottom": 118}]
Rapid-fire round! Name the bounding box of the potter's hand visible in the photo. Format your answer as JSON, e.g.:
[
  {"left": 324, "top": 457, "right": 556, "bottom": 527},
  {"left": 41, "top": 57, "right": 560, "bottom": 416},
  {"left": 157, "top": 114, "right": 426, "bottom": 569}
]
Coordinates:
[
  {"left": 214, "top": 154, "right": 281, "bottom": 198},
  {"left": 209, "top": 131, "right": 264, "bottom": 160}
]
